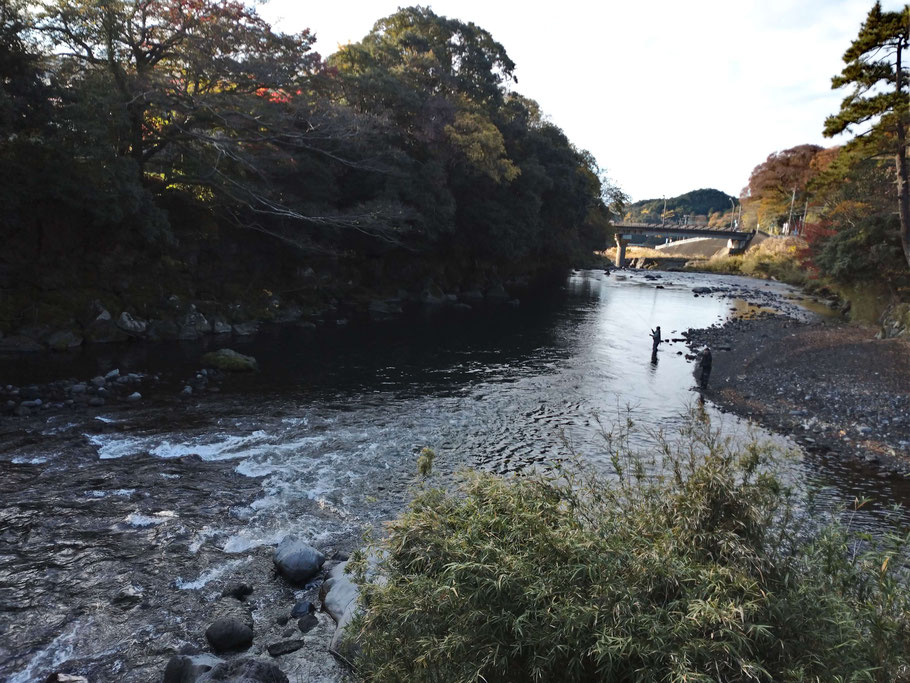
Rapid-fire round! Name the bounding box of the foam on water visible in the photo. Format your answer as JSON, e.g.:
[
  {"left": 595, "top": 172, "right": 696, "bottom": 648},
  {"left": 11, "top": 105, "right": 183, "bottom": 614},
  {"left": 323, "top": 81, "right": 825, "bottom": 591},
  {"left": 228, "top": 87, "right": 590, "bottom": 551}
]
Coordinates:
[
  {"left": 11, "top": 455, "right": 49, "bottom": 465},
  {"left": 85, "top": 488, "right": 136, "bottom": 498},
  {"left": 174, "top": 558, "right": 248, "bottom": 590},
  {"left": 8, "top": 620, "right": 83, "bottom": 683},
  {"left": 124, "top": 510, "right": 176, "bottom": 527}
]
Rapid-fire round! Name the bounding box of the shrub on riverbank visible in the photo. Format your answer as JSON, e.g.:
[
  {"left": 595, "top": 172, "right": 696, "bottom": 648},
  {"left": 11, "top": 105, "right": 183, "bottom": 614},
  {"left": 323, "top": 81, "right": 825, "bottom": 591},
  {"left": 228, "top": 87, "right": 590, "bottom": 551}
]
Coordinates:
[{"left": 349, "top": 416, "right": 910, "bottom": 682}]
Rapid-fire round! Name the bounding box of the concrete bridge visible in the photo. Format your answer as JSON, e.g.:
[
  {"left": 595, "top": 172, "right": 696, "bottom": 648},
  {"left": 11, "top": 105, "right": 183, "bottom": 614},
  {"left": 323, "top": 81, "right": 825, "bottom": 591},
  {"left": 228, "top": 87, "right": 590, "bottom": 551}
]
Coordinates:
[{"left": 610, "top": 222, "right": 756, "bottom": 267}]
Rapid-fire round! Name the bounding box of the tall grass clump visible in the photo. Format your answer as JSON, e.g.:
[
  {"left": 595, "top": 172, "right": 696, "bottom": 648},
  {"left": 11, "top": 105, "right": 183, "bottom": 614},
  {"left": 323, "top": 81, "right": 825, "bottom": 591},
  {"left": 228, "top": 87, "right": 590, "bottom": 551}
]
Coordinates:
[{"left": 348, "top": 415, "right": 910, "bottom": 682}]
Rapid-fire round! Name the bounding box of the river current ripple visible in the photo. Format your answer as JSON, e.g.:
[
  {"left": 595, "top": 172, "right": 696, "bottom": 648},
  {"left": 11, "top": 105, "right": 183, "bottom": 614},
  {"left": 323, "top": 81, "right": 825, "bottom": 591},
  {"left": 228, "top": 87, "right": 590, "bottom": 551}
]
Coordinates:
[{"left": 1, "top": 270, "right": 907, "bottom": 681}]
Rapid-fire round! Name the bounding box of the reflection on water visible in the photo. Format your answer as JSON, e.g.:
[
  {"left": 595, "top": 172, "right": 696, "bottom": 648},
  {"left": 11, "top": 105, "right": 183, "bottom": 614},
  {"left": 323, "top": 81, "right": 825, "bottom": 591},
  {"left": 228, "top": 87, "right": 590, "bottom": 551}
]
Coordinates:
[{"left": 0, "top": 269, "right": 905, "bottom": 681}]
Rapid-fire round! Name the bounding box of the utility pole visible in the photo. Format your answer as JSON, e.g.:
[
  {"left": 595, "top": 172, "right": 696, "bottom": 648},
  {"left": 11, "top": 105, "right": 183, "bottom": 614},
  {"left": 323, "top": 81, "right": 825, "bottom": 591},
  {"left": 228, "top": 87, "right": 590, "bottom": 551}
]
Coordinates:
[{"left": 786, "top": 187, "right": 796, "bottom": 235}]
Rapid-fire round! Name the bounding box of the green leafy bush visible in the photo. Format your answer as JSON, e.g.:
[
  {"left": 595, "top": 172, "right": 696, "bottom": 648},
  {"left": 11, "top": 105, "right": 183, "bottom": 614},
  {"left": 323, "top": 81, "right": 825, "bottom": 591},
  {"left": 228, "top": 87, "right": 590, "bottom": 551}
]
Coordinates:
[{"left": 350, "top": 416, "right": 910, "bottom": 682}]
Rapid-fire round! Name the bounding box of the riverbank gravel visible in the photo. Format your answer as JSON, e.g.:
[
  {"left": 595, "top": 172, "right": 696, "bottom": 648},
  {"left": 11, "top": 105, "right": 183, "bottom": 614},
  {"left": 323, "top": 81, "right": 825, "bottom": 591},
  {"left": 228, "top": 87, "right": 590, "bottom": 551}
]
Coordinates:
[{"left": 685, "top": 314, "right": 910, "bottom": 478}]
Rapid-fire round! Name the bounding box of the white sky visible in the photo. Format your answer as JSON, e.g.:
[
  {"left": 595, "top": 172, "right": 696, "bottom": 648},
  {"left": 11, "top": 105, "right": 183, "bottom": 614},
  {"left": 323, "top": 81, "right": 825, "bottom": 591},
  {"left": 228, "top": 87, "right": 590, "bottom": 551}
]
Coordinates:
[{"left": 259, "top": 0, "right": 905, "bottom": 202}]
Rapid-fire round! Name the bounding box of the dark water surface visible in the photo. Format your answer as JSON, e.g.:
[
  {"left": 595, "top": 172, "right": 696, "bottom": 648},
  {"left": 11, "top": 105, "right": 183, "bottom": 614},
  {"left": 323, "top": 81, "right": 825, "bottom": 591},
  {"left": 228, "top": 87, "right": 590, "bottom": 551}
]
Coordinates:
[{"left": 1, "top": 270, "right": 908, "bottom": 681}]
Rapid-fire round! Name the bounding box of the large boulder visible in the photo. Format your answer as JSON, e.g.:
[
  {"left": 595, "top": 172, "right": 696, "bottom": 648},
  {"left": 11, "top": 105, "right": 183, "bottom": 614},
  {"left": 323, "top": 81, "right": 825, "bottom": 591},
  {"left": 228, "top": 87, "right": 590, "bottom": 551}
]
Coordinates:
[
  {"left": 321, "top": 561, "right": 367, "bottom": 661},
  {"left": 177, "top": 310, "right": 212, "bottom": 340},
  {"left": 116, "top": 312, "right": 148, "bottom": 336},
  {"left": 201, "top": 349, "right": 258, "bottom": 373},
  {"left": 273, "top": 537, "right": 325, "bottom": 585},
  {"left": 46, "top": 330, "right": 83, "bottom": 351}
]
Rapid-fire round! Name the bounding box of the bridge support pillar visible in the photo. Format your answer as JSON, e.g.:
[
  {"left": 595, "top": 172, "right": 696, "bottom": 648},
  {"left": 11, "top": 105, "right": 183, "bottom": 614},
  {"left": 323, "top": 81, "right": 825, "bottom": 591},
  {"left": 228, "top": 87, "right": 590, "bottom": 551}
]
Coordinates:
[
  {"left": 727, "top": 237, "right": 748, "bottom": 255},
  {"left": 614, "top": 234, "right": 629, "bottom": 268}
]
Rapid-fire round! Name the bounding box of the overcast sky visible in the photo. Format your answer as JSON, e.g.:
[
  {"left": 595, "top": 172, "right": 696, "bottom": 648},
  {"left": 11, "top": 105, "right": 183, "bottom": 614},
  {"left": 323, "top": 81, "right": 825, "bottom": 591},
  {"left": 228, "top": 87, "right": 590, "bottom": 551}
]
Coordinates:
[{"left": 259, "top": 0, "right": 905, "bottom": 202}]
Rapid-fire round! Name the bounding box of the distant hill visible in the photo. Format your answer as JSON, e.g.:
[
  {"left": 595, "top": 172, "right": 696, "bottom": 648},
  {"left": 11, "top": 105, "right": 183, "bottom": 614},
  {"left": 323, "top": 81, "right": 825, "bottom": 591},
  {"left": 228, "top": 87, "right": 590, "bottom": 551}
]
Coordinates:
[{"left": 625, "top": 189, "right": 736, "bottom": 224}]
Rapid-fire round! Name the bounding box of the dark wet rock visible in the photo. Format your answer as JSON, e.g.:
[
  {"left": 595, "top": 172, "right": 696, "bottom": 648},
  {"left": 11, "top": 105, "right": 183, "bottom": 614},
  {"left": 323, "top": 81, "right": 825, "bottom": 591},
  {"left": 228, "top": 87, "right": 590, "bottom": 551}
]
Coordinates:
[
  {"left": 104, "top": 368, "right": 120, "bottom": 380},
  {"left": 202, "top": 349, "right": 258, "bottom": 372},
  {"left": 177, "top": 311, "right": 212, "bottom": 340},
  {"left": 13, "top": 404, "right": 32, "bottom": 417},
  {"left": 290, "top": 600, "right": 315, "bottom": 618},
  {"left": 275, "top": 615, "right": 289, "bottom": 627},
  {"left": 267, "top": 640, "right": 304, "bottom": 657},
  {"left": 70, "top": 383, "right": 88, "bottom": 394},
  {"left": 199, "top": 657, "right": 288, "bottom": 683},
  {"left": 88, "top": 397, "right": 105, "bottom": 407},
  {"left": 212, "top": 319, "right": 232, "bottom": 335},
  {"left": 205, "top": 618, "right": 253, "bottom": 653},
  {"left": 116, "top": 312, "right": 147, "bottom": 335},
  {"left": 43, "top": 674, "right": 89, "bottom": 682},
  {"left": 47, "top": 330, "right": 83, "bottom": 351},
  {"left": 91, "top": 376, "right": 106, "bottom": 387},
  {"left": 147, "top": 319, "right": 180, "bottom": 341},
  {"left": 163, "top": 653, "right": 224, "bottom": 682},
  {"left": 461, "top": 289, "right": 484, "bottom": 301},
  {"left": 692, "top": 286, "right": 712, "bottom": 295},
  {"left": 232, "top": 321, "right": 260, "bottom": 336},
  {"left": 274, "top": 537, "right": 325, "bottom": 585},
  {"left": 126, "top": 392, "right": 142, "bottom": 402},
  {"left": 221, "top": 582, "right": 254, "bottom": 601},
  {"left": 297, "top": 614, "right": 318, "bottom": 633}
]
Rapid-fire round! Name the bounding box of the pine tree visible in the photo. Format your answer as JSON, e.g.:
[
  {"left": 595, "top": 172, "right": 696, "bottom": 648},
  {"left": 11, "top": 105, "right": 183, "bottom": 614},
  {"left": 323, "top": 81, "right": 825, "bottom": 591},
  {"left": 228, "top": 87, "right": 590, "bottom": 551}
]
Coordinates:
[{"left": 824, "top": 2, "right": 910, "bottom": 268}]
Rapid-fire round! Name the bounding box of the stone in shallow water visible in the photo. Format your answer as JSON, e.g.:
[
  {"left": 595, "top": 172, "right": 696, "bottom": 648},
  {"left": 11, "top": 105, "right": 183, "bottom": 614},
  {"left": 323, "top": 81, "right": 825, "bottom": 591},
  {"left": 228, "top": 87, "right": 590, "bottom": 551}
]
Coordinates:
[
  {"left": 297, "top": 614, "right": 318, "bottom": 633},
  {"left": 221, "top": 582, "right": 254, "bottom": 601},
  {"left": 201, "top": 348, "right": 258, "bottom": 372},
  {"left": 290, "top": 600, "right": 315, "bottom": 617},
  {"left": 273, "top": 537, "right": 325, "bottom": 585},
  {"left": 205, "top": 617, "right": 253, "bottom": 653},
  {"left": 267, "top": 639, "right": 304, "bottom": 657}
]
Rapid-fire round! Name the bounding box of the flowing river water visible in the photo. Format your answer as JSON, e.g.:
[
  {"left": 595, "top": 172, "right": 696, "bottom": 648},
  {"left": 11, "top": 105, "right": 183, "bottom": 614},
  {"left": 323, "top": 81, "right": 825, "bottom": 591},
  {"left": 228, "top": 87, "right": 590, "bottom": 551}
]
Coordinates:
[{"left": 1, "top": 270, "right": 908, "bottom": 681}]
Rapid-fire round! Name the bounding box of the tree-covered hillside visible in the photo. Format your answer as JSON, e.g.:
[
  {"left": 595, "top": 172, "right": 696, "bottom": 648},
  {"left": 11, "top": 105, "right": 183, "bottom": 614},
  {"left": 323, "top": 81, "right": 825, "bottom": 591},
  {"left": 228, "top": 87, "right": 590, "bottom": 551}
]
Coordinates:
[
  {"left": 0, "top": 2, "right": 620, "bottom": 338},
  {"left": 623, "top": 188, "right": 736, "bottom": 224}
]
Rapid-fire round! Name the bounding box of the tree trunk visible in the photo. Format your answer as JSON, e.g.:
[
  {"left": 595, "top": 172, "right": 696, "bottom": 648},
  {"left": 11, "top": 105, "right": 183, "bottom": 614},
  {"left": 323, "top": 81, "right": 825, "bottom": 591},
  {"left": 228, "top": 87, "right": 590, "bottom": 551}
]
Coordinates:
[{"left": 897, "top": 34, "right": 910, "bottom": 270}]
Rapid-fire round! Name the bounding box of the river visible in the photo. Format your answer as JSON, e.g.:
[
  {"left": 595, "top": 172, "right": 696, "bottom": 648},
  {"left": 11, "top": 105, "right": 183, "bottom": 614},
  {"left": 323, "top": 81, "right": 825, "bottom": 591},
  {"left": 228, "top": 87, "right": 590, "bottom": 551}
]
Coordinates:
[{"left": 1, "top": 269, "right": 907, "bottom": 681}]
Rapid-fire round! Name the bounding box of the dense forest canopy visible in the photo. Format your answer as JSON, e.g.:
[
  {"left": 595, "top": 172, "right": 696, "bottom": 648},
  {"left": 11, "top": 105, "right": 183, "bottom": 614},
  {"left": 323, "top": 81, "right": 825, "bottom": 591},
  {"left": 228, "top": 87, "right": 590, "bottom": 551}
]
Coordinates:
[{"left": 0, "top": 1, "right": 617, "bottom": 334}]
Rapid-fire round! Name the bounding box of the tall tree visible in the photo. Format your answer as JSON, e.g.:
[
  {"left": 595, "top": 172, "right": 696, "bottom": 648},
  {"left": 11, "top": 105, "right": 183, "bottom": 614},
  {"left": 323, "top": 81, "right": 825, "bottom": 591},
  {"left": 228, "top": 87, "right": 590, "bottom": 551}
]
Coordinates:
[
  {"left": 740, "top": 144, "right": 824, "bottom": 230},
  {"left": 37, "top": 0, "right": 321, "bottom": 174},
  {"left": 824, "top": 1, "right": 910, "bottom": 268}
]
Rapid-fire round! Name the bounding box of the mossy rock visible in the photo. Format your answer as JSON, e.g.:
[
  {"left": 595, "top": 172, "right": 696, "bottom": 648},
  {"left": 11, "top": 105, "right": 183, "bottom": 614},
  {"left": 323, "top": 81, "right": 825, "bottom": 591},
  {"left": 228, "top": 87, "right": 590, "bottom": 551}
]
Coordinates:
[{"left": 201, "top": 348, "right": 258, "bottom": 372}]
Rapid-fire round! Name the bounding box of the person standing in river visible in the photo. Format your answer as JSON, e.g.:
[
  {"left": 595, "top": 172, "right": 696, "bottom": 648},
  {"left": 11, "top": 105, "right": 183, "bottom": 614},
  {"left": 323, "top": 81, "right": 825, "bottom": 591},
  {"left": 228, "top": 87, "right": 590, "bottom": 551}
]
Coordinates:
[
  {"left": 698, "top": 347, "right": 712, "bottom": 390},
  {"left": 650, "top": 326, "right": 661, "bottom": 353}
]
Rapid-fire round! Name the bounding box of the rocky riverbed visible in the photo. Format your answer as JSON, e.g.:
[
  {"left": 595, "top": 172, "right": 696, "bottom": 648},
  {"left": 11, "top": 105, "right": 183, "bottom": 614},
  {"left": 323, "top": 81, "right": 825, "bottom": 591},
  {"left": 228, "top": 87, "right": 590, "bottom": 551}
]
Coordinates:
[{"left": 685, "top": 315, "right": 910, "bottom": 479}]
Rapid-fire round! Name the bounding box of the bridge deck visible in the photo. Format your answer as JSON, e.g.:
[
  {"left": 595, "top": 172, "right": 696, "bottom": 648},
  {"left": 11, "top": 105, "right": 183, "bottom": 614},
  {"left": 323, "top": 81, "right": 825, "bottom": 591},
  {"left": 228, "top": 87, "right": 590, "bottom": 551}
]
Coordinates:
[{"left": 612, "top": 222, "right": 752, "bottom": 239}]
